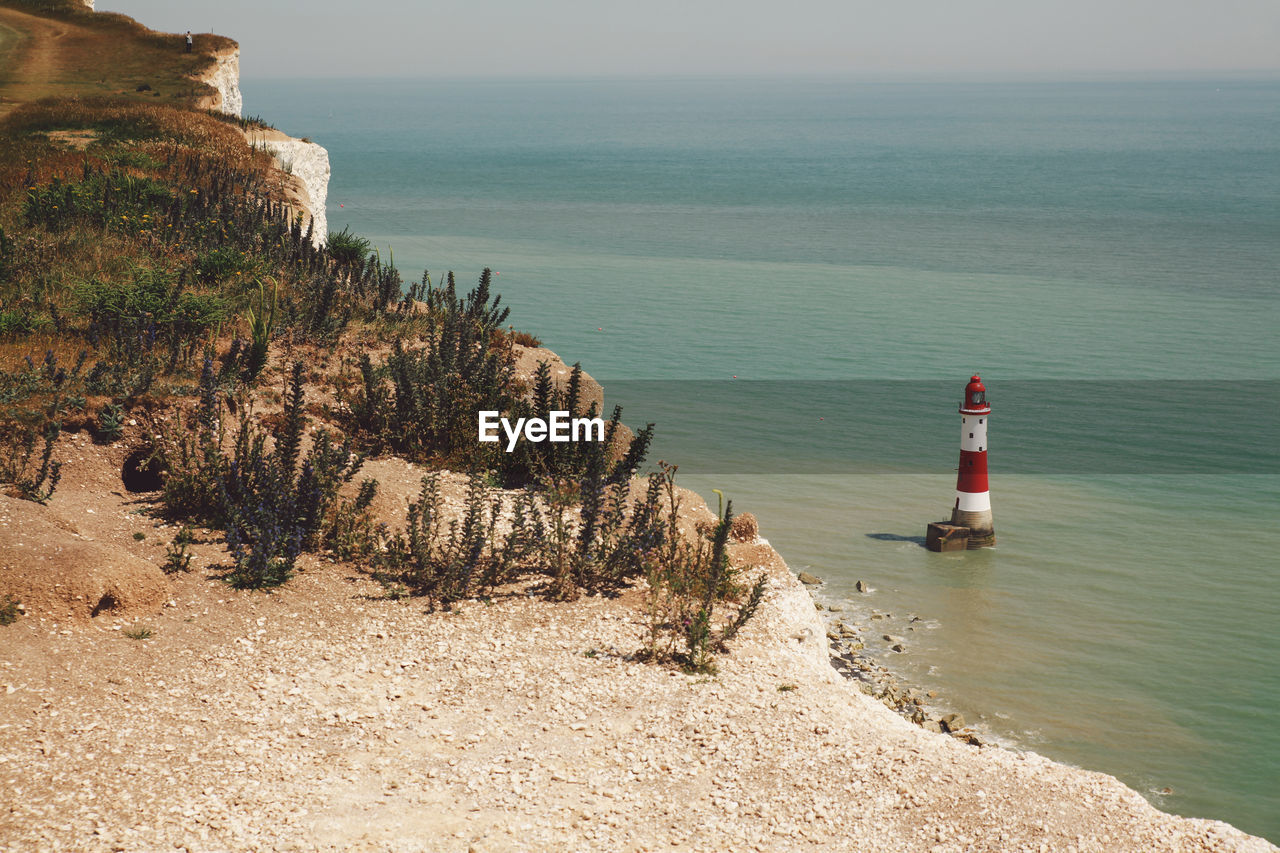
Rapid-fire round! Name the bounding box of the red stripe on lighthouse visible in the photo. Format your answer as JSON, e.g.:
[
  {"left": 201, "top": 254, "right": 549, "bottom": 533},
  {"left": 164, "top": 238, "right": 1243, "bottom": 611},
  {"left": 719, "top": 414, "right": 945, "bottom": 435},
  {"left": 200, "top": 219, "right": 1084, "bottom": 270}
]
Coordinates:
[{"left": 956, "top": 449, "right": 989, "bottom": 493}]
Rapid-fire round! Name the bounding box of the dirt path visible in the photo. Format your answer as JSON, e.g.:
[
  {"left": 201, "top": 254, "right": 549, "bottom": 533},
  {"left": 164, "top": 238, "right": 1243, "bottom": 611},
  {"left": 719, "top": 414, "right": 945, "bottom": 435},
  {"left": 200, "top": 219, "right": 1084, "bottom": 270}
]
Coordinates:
[{"left": 0, "top": 5, "right": 77, "bottom": 121}]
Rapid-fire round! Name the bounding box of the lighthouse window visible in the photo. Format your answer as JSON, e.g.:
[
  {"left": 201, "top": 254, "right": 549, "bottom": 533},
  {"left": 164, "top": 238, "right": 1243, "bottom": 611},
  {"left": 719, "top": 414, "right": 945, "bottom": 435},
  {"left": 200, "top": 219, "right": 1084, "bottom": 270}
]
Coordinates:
[
  {"left": 979, "top": 418, "right": 984, "bottom": 424},
  {"left": 969, "top": 432, "right": 974, "bottom": 438}
]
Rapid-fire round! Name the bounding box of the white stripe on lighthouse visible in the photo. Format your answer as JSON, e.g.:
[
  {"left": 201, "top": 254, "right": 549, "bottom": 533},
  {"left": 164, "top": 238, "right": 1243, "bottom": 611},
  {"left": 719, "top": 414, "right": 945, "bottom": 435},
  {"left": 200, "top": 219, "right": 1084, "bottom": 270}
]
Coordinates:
[
  {"left": 957, "top": 490, "right": 991, "bottom": 512},
  {"left": 960, "top": 415, "right": 988, "bottom": 452}
]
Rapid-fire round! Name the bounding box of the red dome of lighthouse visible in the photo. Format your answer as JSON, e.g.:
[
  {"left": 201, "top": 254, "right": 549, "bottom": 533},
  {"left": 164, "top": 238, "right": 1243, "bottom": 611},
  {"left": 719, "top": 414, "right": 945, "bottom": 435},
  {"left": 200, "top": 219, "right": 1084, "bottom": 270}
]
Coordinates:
[{"left": 960, "top": 374, "right": 991, "bottom": 414}]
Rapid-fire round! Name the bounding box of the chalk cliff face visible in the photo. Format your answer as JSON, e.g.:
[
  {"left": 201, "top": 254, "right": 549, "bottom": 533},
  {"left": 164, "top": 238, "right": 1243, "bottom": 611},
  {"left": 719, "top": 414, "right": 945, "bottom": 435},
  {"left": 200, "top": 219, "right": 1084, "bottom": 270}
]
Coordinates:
[
  {"left": 241, "top": 128, "right": 330, "bottom": 247},
  {"left": 258, "top": 134, "right": 330, "bottom": 246},
  {"left": 199, "top": 48, "right": 329, "bottom": 247},
  {"left": 205, "top": 49, "right": 243, "bottom": 118},
  {"left": 80, "top": 0, "right": 93, "bottom": 9}
]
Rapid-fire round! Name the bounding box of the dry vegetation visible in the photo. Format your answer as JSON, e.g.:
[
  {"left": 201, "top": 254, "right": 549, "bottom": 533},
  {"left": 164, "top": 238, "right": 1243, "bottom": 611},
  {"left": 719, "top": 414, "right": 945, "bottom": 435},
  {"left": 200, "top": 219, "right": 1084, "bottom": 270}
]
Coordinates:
[
  {"left": 0, "top": 0, "right": 234, "bottom": 113},
  {"left": 0, "top": 0, "right": 762, "bottom": 677}
]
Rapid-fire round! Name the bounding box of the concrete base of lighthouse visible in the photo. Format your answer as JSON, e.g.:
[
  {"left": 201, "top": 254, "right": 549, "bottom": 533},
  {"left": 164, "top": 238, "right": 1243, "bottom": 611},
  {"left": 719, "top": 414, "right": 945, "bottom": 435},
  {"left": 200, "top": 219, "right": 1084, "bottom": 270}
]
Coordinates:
[
  {"left": 926, "top": 522, "right": 969, "bottom": 551},
  {"left": 925, "top": 509, "right": 995, "bottom": 552},
  {"left": 950, "top": 507, "right": 996, "bottom": 549}
]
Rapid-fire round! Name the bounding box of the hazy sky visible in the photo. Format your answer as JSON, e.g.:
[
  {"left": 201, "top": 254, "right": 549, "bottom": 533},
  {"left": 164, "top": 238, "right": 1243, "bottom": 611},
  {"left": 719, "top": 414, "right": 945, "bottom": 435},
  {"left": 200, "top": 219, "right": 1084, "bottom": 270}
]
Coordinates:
[{"left": 98, "top": 0, "right": 1280, "bottom": 78}]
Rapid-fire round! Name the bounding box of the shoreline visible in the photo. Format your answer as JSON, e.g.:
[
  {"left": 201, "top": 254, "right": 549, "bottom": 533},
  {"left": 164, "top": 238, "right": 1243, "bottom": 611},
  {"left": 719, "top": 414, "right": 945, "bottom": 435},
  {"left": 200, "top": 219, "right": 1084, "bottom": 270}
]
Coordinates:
[
  {"left": 800, "top": 576, "right": 993, "bottom": 743},
  {"left": 2, "top": 466, "right": 1276, "bottom": 850},
  {"left": 207, "top": 44, "right": 1274, "bottom": 846},
  {"left": 0, "top": 6, "right": 1274, "bottom": 849}
]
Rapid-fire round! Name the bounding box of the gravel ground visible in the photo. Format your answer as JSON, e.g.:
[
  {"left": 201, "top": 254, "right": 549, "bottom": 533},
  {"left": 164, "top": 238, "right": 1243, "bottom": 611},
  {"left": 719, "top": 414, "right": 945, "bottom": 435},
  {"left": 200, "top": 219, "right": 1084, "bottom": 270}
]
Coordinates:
[
  {"left": 3, "top": 541, "right": 1275, "bottom": 852},
  {"left": 1, "top": 439, "right": 1275, "bottom": 851}
]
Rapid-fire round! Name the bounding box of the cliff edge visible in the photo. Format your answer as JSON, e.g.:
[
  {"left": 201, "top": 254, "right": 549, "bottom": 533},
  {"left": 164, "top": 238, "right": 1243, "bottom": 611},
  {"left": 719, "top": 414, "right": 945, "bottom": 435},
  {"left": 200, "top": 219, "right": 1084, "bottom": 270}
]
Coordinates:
[
  {"left": 194, "top": 42, "right": 329, "bottom": 247},
  {"left": 199, "top": 46, "right": 242, "bottom": 118},
  {"left": 242, "top": 125, "right": 331, "bottom": 247}
]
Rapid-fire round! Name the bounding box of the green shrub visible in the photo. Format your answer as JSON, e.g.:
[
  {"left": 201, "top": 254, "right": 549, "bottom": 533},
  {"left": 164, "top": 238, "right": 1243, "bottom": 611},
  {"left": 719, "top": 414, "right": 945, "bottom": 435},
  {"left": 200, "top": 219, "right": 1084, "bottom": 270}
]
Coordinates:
[
  {"left": 0, "top": 595, "right": 21, "bottom": 626},
  {"left": 324, "top": 227, "right": 371, "bottom": 266},
  {"left": 155, "top": 357, "right": 227, "bottom": 522},
  {"left": 102, "top": 148, "right": 160, "bottom": 170},
  {"left": 157, "top": 359, "right": 374, "bottom": 589},
  {"left": 373, "top": 473, "right": 547, "bottom": 608},
  {"left": 24, "top": 168, "right": 174, "bottom": 234},
  {"left": 163, "top": 526, "right": 195, "bottom": 573},
  {"left": 224, "top": 363, "right": 367, "bottom": 587},
  {"left": 76, "top": 265, "right": 227, "bottom": 384},
  {"left": 0, "top": 351, "right": 86, "bottom": 504},
  {"left": 0, "top": 310, "right": 47, "bottom": 338},
  {"left": 504, "top": 359, "right": 655, "bottom": 493},
  {"left": 379, "top": 474, "right": 494, "bottom": 609},
  {"left": 242, "top": 278, "right": 276, "bottom": 382},
  {"left": 373, "top": 463, "right": 766, "bottom": 672},
  {"left": 639, "top": 465, "right": 768, "bottom": 674},
  {"left": 345, "top": 270, "right": 517, "bottom": 465},
  {"left": 194, "top": 247, "right": 258, "bottom": 284},
  {"left": 322, "top": 478, "right": 380, "bottom": 562},
  {"left": 96, "top": 401, "right": 125, "bottom": 442}
]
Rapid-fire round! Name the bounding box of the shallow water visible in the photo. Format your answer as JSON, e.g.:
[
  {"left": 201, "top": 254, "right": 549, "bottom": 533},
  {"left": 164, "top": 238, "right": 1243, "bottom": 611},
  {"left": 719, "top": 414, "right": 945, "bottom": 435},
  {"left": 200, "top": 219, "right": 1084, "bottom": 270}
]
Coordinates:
[{"left": 248, "top": 74, "right": 1280, "bottom": 840}]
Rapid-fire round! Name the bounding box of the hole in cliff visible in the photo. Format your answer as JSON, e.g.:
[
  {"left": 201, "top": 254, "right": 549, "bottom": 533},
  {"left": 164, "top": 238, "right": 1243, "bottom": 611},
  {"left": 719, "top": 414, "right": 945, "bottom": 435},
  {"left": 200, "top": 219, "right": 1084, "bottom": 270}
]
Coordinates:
[
  {"left": 122, "top": 447, "right": 165, "bottom": 493},
  {"left": 91, "top": 593, "right": 118, "bottom": 618}
]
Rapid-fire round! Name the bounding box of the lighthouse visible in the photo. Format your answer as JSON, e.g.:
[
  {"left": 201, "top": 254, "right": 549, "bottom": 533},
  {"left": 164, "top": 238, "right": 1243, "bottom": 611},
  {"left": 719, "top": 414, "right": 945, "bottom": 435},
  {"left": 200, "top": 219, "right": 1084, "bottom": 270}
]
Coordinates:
[{"left": 926, "top": 375, "right": 996, "bottom": 551}]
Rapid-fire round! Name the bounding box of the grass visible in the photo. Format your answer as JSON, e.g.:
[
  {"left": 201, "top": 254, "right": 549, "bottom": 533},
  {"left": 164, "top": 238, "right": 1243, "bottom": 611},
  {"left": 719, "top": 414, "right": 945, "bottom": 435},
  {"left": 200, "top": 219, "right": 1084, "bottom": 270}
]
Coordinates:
[
  {"left": 0, "top": 1, "right": 236, "bottom": 111},
  {"left": 122, "top": 624, "right": 153, "bottom": 640},
  {"left": 324, "top": 227, "right": 371, "bottom": 266}
]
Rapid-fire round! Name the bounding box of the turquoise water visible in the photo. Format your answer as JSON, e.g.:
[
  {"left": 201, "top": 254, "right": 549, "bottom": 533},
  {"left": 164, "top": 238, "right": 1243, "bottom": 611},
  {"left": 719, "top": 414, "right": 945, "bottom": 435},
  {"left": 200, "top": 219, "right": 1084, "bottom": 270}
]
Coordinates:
[{"left": 247, "top": 76, "right": 1280, "bottom": 840}]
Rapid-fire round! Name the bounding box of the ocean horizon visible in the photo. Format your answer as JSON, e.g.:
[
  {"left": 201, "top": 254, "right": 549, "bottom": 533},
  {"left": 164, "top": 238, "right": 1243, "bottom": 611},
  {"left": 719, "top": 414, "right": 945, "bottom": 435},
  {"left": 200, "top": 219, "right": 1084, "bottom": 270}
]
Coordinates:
[{"left": 244, "top": 73, "right": 1280, "bottom": 841}]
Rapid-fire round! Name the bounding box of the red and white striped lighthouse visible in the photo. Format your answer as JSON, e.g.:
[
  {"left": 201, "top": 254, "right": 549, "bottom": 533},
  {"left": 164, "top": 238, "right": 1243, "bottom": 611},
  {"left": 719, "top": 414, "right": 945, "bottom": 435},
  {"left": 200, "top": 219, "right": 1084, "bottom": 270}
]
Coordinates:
[
  {"left": 927, "top": 375, "right": 996, "bottom": 551},
  {"left": 951, "top": 375, "right": 995, "bottom": 547}
]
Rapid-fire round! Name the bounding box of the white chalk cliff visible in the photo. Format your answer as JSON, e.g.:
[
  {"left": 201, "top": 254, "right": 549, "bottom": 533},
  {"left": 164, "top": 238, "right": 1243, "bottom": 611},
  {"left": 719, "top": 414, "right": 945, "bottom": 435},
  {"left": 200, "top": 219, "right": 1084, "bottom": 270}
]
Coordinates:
[
  {"left": 205, "top": 49, "right": 243, "bottom": 119},
  {"left": 253, "top": 132, "right": 330, "bottom": 247},
  {"left": 198, "top": 46, "right": 329, "bottom": 247}
]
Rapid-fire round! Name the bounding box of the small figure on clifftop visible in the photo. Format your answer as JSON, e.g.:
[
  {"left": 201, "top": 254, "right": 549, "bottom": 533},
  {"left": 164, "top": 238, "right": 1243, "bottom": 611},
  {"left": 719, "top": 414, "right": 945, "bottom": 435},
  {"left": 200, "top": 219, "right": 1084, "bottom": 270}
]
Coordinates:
[{"left": 185, "top": 31, "right": 193, "bottom": 53}]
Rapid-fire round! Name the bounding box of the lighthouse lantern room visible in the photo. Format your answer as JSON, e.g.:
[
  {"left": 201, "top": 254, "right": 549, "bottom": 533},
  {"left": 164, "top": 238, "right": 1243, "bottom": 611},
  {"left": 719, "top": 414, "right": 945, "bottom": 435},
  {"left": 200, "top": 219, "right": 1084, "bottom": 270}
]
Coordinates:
[{"left": 926, "top": 375, "right": 996, "bottom": 551}]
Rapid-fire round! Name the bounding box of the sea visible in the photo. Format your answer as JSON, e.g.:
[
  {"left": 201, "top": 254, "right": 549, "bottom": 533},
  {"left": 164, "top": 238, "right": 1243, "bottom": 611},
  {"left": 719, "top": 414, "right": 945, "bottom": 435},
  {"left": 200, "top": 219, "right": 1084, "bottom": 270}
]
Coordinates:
[{"left": 245, "top": 75, "right": 1280, "bottom": 841}]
